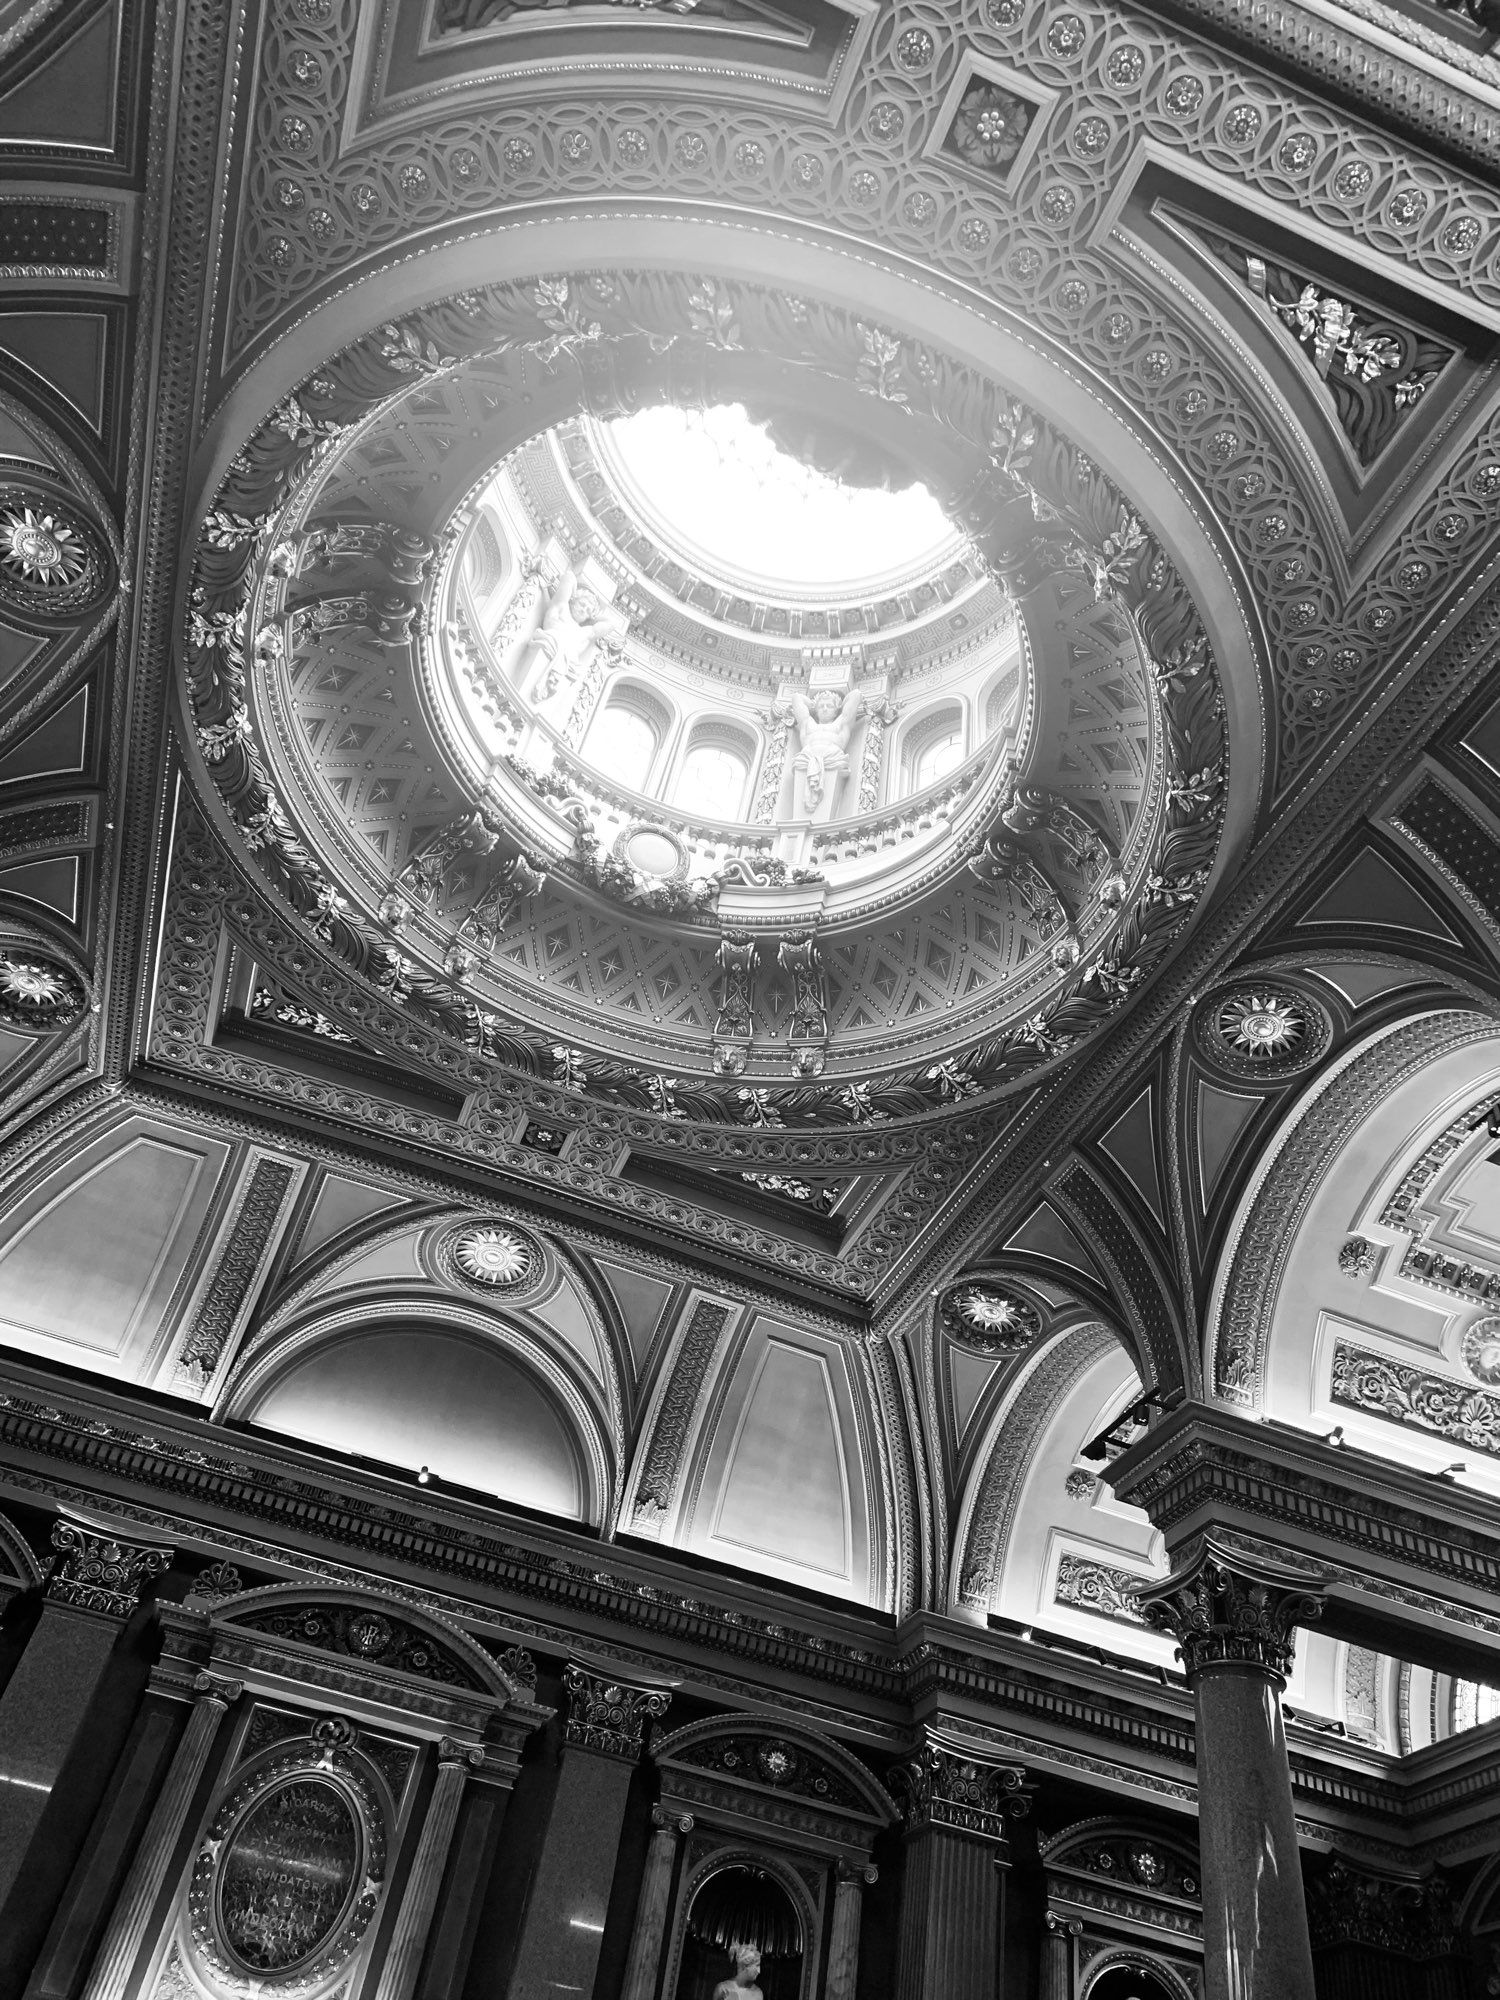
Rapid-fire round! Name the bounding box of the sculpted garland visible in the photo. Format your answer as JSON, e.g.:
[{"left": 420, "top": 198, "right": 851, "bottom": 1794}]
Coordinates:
[{"left": 183, "top": 268, "right": 1225, "bottom": 1132}]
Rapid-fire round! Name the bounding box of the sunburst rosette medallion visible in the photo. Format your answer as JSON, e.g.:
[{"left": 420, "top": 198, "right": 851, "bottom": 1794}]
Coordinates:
[
  {"left": 0, "top": 489, "right": 110, "bottom": 620},
  {"left": 0, "top": 949, "right": 88, "bottom": 1032},
  {"left": 1197, "top": 981, "right": 1331, "bottom": 1078},
  {"left": 939, "top": 1279, "right": 1043, "bottom": 1354},
  {"left": 430, "top": 1217, "right": 549, "bottom": 1301}
]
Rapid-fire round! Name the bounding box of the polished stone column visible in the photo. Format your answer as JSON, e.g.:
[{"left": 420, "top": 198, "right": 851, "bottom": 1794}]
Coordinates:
[
  {"left": 80, "top": 1671, "right": 240, "bottom": 2000},
  {"left": 619, "top": 1807, "right": 693, "bottom": 2000},
  {"left": 375, "top": 1737, "right": 483, "bottom": 2000},
  {"left": 506, "top": 1664, "right": 671, "bottom": 2000},
  {"left": 1141, "top": 1536, "right": 1325, "bottom": 2000},
  {"left": 889, "top": 1740, "right": 1028, "bottom": 2000},
  {"left": 0, "top": 1516, "right": 172, "bottom": 1914},
  {"left": 825, "top": 1860, "right": 877, "bottom": 2000}
]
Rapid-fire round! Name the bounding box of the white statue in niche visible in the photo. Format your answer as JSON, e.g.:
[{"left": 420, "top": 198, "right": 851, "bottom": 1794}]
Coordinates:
[
  {"left": 517, "top": 565, "right": 614, "bottom": 722},
  {"left": 711, "top": 1943, "right": 764, "bottom": 2000},
  {"left": 788, "top": 685, "right": 863, "bottom": 820}
]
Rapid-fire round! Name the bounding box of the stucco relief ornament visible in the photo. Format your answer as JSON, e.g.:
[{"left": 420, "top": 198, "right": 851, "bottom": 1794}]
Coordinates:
[
  {"left": 1461, "top": 1317, "right": 1500, "bottom": 1385},
  {"left": 0, "top": 493, "right": 106, "bottom": 616},
  {"left": 1339, "top": 1236, "right": 1377, "bottom": 1279},
  {"left": 0, "top": 951, "right": 87, "bottom": 1031},
  {"left": 1199, "top": 983, "right": 1331, "bottom": 1077},
  {"left": 940, "top": 1282, "right": 1042, "bottom": 1353},
  {"left": 431, "top": 1217, "right": 547, "bottom": 1300}
]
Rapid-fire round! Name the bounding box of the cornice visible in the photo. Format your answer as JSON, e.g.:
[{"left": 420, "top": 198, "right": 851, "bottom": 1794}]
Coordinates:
[{"left": 0, "top": 1355, "right": 1492, "bottom": 1841}]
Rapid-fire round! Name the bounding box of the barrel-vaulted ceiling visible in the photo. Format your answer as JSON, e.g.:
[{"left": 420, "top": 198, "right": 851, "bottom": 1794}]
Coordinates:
[{"left": 4, "top": 0, "right": 1500, "bottom": 1710}]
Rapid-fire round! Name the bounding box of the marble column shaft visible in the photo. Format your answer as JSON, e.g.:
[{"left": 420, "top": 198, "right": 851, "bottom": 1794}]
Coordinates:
[
  {"left": 1141, "top": 1537, "right": 1324, "bottom": 2000},
  {"left": 80, "top": 1673, "right": 239, "bottom": 2000},
  {"left": 0, "top": 1519, "right": 171, "bottom": 1914},
  {"left": 619, "top": 1809, "right": 691, "bottom": 2000},
  {"left": 506, "top": 1664, "right": 671, "bottom": 2000},
  {"left": 374, "top": 1739, "right": 480, "bottom": 2000},
  {"left": 895, "top": 1828, "right": 999, "bottom": 2000},
  {"left": 824, "top": 1863, "right": 875, "bottom": 2000},
  {"left": 1040, "top": 1913, "right": 1077, "bottom": 2000}
]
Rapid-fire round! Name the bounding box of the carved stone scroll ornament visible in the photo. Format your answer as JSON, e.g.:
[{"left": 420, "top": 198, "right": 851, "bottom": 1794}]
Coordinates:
[
  {"left": 452, "top": 853, "right": 546, "bottom": 958},
  {"left": 563, "top": 1664, "right": 671, "bottom": 1760},
  {"left": 886, "top": 1744, "right": 1031, "bottom": 1843},
  {"left": 778, "top": 934, "right": 828, "bottom": 1078},
  {"left": 712, "top": 933, "right": 758, "bottom": 1076},
  {"left": 48, "top": 1517, "right": 173, "bottom": 1617},
  {"left": 1137, "top": 1536, "right": 1324, "bottom": 1685}
]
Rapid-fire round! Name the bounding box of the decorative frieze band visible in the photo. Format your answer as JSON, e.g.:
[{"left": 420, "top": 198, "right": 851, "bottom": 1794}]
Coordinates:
[{"left": 1331, "top": 1339, "right": 1500, "bottom": 1459}]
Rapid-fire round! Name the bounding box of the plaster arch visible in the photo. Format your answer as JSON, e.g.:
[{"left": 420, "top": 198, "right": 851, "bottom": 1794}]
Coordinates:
[
  {"left": 948, "top": 1310, "right": 1169, "bottom": 1649},
  {"left": 220, "top": 1291, "right": 615, "bottom": 1527},
  {"left": 1204, "top": 1007, "right": 1500, "bottom": 1469}
]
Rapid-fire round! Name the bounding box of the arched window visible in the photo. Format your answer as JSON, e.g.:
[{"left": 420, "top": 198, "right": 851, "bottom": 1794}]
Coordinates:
[
  {"left": 902, "top": 704, "right": 965, "bottom": 796},
  {"left": 586, "top": 687, "right": 670, "bottom": 793},
  {"left": 675, "top": 726, "right": 755, "bottom": 820}
]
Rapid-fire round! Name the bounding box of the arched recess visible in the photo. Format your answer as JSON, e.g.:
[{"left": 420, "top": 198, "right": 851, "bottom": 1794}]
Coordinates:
[
  {"left": 220, "top": 1294, "right": 614, "bottom": 1528},
  {"left": 667, "top": 1844, "right": 819, "bottom": 2000},
  {"left": 949, "top": 1308, "right": 1175, "bottom": 1669},
  {"left": 1204, "top": 1007, "right": 1500, "bottom": 1477}
]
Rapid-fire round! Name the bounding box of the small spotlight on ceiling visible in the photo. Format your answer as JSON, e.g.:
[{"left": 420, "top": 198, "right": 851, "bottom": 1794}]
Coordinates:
[{"left": 416, "top": 1466, "right": 432, "bottom": 1486}]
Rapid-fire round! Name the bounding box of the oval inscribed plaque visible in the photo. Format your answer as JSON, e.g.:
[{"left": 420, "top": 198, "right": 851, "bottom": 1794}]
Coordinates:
[{"left": 218, "top": 1777, "right": 360, "bottom": 1971}]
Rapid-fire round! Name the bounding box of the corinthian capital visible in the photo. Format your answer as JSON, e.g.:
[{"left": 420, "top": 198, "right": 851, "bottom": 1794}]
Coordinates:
[
  {"left": 47, "top": 1515, "right": 173, "bottom": 1618},
  {"left": 1137, "top": 1535, "right": 1324, "bottom": 1685},
  {"left": 563, "top": 1664, "right": 671, "bottom": 1760},
  {"left": 887, "top": 1739, "right": 1029, "bottom": 1844}
]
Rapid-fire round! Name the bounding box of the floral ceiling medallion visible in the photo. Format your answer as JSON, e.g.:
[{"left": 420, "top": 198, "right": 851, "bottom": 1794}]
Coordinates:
[
  {"left": 433, "top": 1218, "right": 547, "bottom": 1299},
  {"left": 940, "top": 1280, "right": 1043, "bottom": 1352},
  {"left": 1462, "top": 1316, "right": 1500, "bottom": 1385},
  {"left": 1199, "top": 982, "right": 1331, "bottom": 1077},
  {"left": 0, "top": 950, "right": 88, "bottom": 1032},
  {"left": 0, "top": 490, "right": 109, "bottom": 619}
]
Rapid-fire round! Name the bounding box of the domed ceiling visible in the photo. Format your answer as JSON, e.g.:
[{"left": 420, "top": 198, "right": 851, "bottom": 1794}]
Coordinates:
[{"left": 184, "top": 265, "right": 1238, "bottom": 1129}]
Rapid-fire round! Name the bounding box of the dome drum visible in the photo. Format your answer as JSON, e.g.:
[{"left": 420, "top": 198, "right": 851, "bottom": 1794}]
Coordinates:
[{"left": 184, "top": 265, "right": 1236, "bottom": 1127}]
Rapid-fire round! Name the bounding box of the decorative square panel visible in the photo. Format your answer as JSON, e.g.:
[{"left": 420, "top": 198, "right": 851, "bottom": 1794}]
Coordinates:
[{"left": 924, "top": 54, "right": 1057, "bottom": 198}]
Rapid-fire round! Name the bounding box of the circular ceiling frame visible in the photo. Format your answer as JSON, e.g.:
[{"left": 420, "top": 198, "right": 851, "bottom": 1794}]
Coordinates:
[{"left": 179, "top": 209, "right": 1266, "bottom": 1142}]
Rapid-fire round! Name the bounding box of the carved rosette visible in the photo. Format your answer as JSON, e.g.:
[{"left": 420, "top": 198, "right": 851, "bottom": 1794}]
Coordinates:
[
  {"left": 427, "top": 1216, "right": 548, "bottom": 1301},
  {"left": 1137, "top": 1538, "right": 1325, "bottom": 1685},
  {"left": 563, "top": 1664, "right": 671, "bottom": 1760},
  {"left": 47, "top": 1517, "right": 173, "bottom": 1617},
  {"left": 938, "top": 1280, "right": 1043, "bottom": 1354},
  {"left": 887, "top": 1743, "right": 1030, "bottom": 1843},
  {"left": 0, "top": 949, "right": 88, "bottom": 1032},
  {"left": 0, "top": 487, "right": 111, "bottom": 620},
  {"left": 1196, "top": 981, "right": 1332, "bottom": 1079}
]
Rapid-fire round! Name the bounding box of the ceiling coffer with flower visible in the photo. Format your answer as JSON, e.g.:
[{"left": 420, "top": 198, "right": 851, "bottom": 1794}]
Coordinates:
[{"left": 183, "top": 268, "right": 1233, "bottom": 1134}]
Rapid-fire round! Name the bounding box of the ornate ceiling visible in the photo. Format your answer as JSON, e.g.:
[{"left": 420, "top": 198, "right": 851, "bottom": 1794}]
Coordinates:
[{"left": 3, "top": 0, "right": 1500, "bottom": 1777}]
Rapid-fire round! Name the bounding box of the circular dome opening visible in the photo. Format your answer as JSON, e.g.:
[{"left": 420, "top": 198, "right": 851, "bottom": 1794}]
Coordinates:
[{"left": 596, "top": 401, "right": 957, "bottom": 596}]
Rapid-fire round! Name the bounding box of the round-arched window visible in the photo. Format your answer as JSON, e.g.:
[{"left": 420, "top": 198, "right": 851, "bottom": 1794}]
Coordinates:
[
  {"left": 587, "top": 700, "right": 661, "bottom": 792},
  {"left": 903, "top": 704, "right": 965, "bottom": 796},
  {"left": 676, "top": 738, "right": 752, "bottom": 819}
]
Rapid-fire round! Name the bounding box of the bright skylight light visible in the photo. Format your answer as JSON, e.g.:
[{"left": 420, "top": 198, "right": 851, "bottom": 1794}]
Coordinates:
[{"left": 600, "top": 403, "right": 955, "bottom": 593}]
